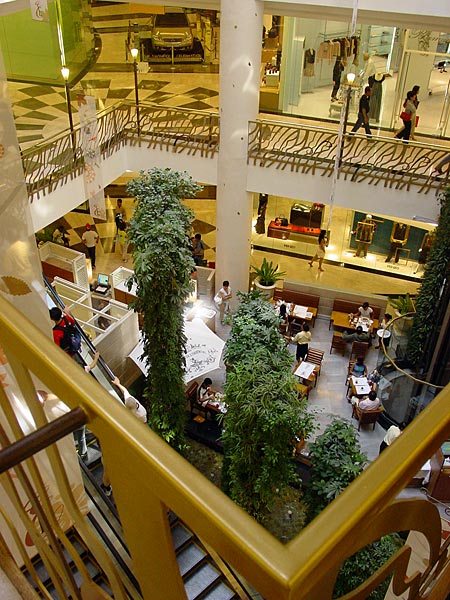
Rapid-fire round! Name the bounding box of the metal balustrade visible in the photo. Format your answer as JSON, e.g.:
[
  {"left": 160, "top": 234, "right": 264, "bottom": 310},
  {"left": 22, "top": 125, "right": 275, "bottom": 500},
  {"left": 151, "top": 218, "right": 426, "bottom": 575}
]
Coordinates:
[
  {"left": 248, "top": 119, "right": 450, "bottom": 195},
  {"left": 1, "top": 296, "right": 450, "bottom": 599},
  {"left": 22, "top": 102, "right": 450, "bottom": 203}
]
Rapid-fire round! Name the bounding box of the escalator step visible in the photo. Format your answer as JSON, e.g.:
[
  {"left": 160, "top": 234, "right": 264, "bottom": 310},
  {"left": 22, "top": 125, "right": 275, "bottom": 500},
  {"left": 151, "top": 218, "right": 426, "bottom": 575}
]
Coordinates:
[
  {"left": 184, "top": 563, "right": 221, "bottom": 600},
  {"left": 168, "top": 510, "right": 178, "bottom": 525},
  {"left": 201, "top": 583, "right": 237, "bottom": 600},
  {"left": 177, "top": 543, "right": 207, "bottom": 577},
  {"left": 171, "top": 522, "right": 193, "bottom": 551}
]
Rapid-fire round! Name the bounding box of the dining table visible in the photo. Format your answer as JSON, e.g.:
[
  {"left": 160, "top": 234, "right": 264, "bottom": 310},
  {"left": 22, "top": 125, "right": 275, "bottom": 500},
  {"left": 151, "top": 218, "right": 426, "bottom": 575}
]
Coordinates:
[
  {"left": 350, "top": 376, "right": 372, "bottom": 398},
  {"left": 293, "top": 360, "right": 320, "bottom": 388}
]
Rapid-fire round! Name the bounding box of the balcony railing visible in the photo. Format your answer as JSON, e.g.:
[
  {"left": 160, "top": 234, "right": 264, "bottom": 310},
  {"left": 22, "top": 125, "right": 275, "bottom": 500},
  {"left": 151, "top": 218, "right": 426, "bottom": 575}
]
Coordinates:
[
  {"left": 248, "top": 119, "right": 449, "bottom": 195},
  {"left": 22, "top": 102, "right": 450, "bottom": 203},
  {"left": 1, "top": 296, "right": 450, "bottom": 599}
]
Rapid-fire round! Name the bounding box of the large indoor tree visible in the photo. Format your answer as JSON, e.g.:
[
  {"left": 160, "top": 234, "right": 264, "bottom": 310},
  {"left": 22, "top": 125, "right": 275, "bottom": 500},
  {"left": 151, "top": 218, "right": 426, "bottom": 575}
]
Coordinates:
[
  {"left": 407, "top": 187, "right": 450, "bottom": 371},
  {"left": 127, "top": 168, "right": 201, "bottom": 451},
  {"left": 221, "top": 291, "right": 315, "bottom": 521}
]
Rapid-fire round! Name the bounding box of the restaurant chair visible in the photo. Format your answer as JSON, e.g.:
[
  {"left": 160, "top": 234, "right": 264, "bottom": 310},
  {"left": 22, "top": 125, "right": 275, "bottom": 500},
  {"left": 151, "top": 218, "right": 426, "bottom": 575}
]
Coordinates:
[
  {"left": 185, "top": 381, "right": 206, "bottom": 422},
  {"left": 305, "top": 348, "right": 324, "bottom": 377},
  {"left": 351, "top": 404, "right": 384, "bottom": 431},
  {"left": 296, "top": 382, "right": 310, "bottom": 401},
  {"left": 349, "top": 341, "right": 369, "bottom": 362},
  {"left": 330, "top": 333, "right": 347, "bottom": 356}
]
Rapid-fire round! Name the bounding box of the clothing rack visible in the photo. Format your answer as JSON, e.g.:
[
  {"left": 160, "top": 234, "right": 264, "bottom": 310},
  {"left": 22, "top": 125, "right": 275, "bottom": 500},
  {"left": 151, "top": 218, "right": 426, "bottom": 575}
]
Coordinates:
[{"left": 318, "top": 30, "right": 361, "bottom": 42}]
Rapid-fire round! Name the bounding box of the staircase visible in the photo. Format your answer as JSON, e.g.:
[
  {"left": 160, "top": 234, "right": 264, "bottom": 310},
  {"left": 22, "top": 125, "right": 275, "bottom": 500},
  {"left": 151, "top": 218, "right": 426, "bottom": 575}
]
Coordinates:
[{"left": 21, "top": 433, "right": 244, "bottom": 600}]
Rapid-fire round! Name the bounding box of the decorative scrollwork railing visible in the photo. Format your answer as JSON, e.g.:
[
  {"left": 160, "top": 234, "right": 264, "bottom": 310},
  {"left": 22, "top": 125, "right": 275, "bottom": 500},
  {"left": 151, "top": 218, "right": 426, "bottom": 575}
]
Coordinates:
[
  {"left": 22, "top": 102, "right": 219, "bottom": 201},
  {"left": 248, "top": 119, "right": 450, "bottom": 195}
]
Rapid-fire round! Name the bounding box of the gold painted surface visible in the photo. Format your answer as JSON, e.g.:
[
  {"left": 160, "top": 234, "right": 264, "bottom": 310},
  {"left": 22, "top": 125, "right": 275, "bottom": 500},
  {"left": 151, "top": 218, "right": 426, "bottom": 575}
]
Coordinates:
[{"left": 1, "top": 296, "right": 450, "bottom": 599}]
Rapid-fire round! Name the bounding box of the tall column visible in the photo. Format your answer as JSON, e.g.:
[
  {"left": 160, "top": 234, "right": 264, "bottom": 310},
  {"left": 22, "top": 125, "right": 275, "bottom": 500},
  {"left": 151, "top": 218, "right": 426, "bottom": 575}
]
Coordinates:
[{"left": 216, "top": 0, "right": 263, "bottom": 300}]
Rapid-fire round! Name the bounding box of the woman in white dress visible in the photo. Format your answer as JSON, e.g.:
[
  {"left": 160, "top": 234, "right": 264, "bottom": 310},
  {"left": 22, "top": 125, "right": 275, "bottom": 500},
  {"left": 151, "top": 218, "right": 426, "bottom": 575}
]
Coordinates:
[{"left": 309, "top": 231, "right": 327, "bottom": 272}]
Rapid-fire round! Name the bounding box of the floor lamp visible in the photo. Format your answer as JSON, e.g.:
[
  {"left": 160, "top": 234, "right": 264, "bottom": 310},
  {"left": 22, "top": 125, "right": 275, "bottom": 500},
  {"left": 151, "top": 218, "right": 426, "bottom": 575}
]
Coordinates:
[
  {"left": 130, "top": 47, "right": 141, "bottom": 135},
  {"left": 61, "top": 66, "right": 76, "bottom": 157}
]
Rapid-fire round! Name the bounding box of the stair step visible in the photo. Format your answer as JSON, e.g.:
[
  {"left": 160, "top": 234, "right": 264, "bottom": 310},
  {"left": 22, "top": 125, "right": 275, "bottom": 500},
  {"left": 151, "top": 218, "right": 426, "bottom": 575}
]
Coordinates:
[
  {"left": 177, "top": 542, "right": 207, "bottom": 577},
  {"left": 184, "top": 563, "right": 221, "bottom": 600},
  {"left": 201, "top": 582, "right": 237, "bottom": 600},
  {"left": 171, "top": 522, "right": 194, "bottom": 551}
]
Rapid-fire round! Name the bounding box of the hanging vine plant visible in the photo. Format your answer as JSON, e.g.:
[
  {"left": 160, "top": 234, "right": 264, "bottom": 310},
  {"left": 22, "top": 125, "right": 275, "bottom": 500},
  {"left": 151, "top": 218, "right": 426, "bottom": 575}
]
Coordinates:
[
  {"left": 407, "top": 188, "right": 450, "bottom": 368},
  {"left": 127, "top": 168, "right": 201, "bottom": 451}
]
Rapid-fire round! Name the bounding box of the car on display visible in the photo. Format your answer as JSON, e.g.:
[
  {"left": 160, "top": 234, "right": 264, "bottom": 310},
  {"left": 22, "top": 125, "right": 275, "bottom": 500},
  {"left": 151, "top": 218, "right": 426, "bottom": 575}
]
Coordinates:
[{"left": 151, "top": 12, "right": 194, "bottom": 52}]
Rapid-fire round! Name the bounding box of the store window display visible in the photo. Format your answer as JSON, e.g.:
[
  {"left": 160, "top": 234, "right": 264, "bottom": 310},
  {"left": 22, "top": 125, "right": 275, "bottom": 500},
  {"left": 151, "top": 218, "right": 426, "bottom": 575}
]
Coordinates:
[
  {"left": 413, "top": 230, "right": 435, "bottom": 274},
  {"left": 385, "top": 222, "right": 410, "bottom": 263},
  {"left": 369, "top": 73, "right": 386, "bottom": 123},
  {"left": 352, "top": 214, "right": 377, "bottom": 258},
  {"left": 331, "top": 57, "right": 345, "bottom": 101},
  {"left": 304, "top": 48, "right": 315, "bottom": 78}
]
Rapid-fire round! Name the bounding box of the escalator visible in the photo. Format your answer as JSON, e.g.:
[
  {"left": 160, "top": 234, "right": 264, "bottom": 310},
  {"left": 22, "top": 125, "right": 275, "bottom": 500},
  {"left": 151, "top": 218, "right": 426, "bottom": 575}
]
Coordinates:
[{"left": 32, "top": 278, "right": 248, "bottom": 599}]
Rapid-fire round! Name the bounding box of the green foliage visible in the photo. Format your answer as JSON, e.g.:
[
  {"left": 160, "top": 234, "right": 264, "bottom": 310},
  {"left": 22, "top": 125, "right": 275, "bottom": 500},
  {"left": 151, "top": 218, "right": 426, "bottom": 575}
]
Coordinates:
[
  {"left": 333, "top": 534, "right": 404, "bottom": 599},
  {"left": 126, "top": 168, "right": 201, "bottom": 452},
  {"left": 251, "top": 257, "right": 287, "bottom": 286},
  {"left": 407, "top": 188, "right": 450, "bottom": 366},
  {"left": 305, "top": 419, "right": 367, "bottom": 520},
  {"left": 35, "top": 227, "right": 55, "bottom": 245},
  {"left": 387, "top": 292, "right": 414, "bottom": 315},
  {"left": 224, "top": 290, "right": 286, "bottom": 367},
  {"left": 307, "top": 419, "right": 402, "bottom": 599},
  {"left": 221, "top": 291, "right": 315, "bottom": 521}
]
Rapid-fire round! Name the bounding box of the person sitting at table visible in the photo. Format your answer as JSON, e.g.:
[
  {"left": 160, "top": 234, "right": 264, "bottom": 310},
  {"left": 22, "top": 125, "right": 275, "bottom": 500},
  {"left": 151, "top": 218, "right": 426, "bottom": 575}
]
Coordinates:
[
  {"left": 350, "top": 356, "right": 368, "bottom": 378},
  {"left": 291, "top": 323, "right": 311, "bottom": 362},
  {"left": 279, "top": 302, "right": 289, "bottom": 334},
  {"left": 198, "top": 378, "right": 217, "bottom": 406},
  {"left": 349, "top": 301, "right": 373, "bottom": 321},
  {"left": 351, "top": 390, "right": 381, "bottom": 410},
  {"left": 342, "top": 326, "right": 371, "bottom": 344}
]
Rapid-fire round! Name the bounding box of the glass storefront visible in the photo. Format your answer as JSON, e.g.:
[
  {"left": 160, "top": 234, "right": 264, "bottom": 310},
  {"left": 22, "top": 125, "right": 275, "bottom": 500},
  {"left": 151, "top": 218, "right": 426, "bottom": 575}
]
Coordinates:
[{"left": 251, "top": 193, "right": 435, "bottom": 280}]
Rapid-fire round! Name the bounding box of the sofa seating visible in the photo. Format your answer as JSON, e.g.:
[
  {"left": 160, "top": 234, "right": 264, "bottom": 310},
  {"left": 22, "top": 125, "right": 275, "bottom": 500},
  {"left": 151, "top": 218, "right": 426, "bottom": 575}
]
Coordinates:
[
  {"left": 329, "top": 298, "right": 381, "bottom": 332},
  {"left": 273, "top": 288, "right": 319, "bottom": 327}
]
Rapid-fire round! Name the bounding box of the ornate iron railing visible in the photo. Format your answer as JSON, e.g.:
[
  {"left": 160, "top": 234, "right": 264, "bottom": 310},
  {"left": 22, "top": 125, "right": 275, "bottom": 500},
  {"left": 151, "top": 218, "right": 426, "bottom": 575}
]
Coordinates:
[
  {"left": 22, "top": 105, "right": 450, "bottom": 202},
  {"left": 1, "top": 296, "right": 450, "bottom": 599},
  {"left": 22, "top": 102, "right": 219, "bottom": 201},
  {"left": 248, "top": 119, "right": 450, "bottom": 195}
]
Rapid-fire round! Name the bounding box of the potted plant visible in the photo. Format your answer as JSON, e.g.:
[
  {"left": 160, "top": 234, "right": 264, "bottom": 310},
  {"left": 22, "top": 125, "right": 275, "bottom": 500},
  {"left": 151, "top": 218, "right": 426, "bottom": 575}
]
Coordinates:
[
  {"left": 251, "top": 257, "right": 286, "bottom": 299},
  {"left": 388, "top": 293, "right": 415, "bottom": 337}
]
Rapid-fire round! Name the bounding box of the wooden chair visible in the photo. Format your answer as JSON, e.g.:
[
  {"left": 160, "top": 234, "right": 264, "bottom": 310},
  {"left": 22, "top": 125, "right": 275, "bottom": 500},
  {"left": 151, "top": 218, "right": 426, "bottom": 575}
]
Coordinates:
[
  {"left": 295, "top": 382, "right": 310, "bottom": 401},
  {"left": 305, "top": 348, "right": 324, "bottom": 377},
  {"left": 351, "top": 404, "right": 384, "bottom": 431},
  {"left": 349, "top": 341, "right": 369, "bottom": 362},
  {"left": 330, "top": 332, "right": 346, "bottom": 356}
]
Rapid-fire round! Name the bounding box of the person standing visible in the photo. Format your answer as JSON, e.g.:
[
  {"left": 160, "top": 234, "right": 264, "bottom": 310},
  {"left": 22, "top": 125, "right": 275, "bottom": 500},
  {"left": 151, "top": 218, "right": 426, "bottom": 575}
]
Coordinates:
[
  {"left": 82, "top": 223, "right": 99, "bottom": 269},
  {"left": 432, "top": 154, "right": 450, "bottom": 177},
  {"left": 331, "top": 57, "right": 344, "bottom": 101},
  {"left": 291, "top": 323, "right": 311, "bottom": 362},
  {"left": 395, "top": 91, "right": 416, "bottom": 142},
  {"left": 217, "top": 280, "right": 232, "bottom": 324},
  {"left": 115, "top": 198, "right": 127, "bottom": 233},
  {"left": 309, "top": 231, "right": 327, "bottom": 271},
  {"left": 379, "top": 425, "right": 402, "bottom": 454},
  {"left": 350, "top": 86, "right": 373, "bottom": 138},
  {"left": 116, "top": 220, "right": 129, "bottom": 262},
  {"left": 192, "top": 233, "right": 205, "bottom": 266}
]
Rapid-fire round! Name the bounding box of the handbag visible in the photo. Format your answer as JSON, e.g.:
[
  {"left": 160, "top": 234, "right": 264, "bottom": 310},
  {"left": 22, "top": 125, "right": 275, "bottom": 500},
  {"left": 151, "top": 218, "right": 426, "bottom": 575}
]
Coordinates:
[
  {"left": 214, "top": 293, "right": 222, "bottom": 306},
  {"left": 399, "top": 111, "right": 411, "bottom": 121}
]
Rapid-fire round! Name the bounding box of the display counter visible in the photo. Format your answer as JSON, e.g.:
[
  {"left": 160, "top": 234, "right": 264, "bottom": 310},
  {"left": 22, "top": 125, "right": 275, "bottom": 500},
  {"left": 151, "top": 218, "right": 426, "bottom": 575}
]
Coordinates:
[{"left": 267, "top": 220, "right": 321, "bottom": 240}]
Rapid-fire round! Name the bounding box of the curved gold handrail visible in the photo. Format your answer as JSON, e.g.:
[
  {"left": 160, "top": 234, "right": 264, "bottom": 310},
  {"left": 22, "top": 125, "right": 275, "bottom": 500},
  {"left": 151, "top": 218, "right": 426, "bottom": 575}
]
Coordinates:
[{"left": 1, "top": 294, "right": 450, "bottom": 599}]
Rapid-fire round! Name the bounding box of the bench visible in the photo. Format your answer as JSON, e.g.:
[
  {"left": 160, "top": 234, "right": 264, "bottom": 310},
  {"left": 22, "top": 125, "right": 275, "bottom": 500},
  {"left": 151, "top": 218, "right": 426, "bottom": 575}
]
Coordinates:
[
  {"left": 274, "top": 288, "right": 320, "bottom": 327},
  {"left": 329, "top": 298, "right": 381, "bottom": 332}
]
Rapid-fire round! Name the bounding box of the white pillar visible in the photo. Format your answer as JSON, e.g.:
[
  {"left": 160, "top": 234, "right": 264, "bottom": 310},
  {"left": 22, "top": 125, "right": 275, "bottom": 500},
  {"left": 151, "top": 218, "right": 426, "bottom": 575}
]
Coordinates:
[{"left": 216, "top": 0, "right": 263, "bottom": 300}]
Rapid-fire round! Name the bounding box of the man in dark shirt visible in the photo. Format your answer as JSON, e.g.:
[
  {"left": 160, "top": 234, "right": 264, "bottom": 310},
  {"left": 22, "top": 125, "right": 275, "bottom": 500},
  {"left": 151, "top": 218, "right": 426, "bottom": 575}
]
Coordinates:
[{"left": 350, "top": 86, "right": 372, "bottom": 137}]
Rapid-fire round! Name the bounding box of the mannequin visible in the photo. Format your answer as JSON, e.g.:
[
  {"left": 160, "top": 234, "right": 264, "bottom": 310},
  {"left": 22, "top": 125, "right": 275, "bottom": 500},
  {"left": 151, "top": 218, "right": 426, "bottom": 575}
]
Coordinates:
[
  {"left": 331, "top": 57, "right": 345, "bottom": 101},
  {"left": 370, "top": 73, "right": 386, "bottom": 122},
  {"left": 352, "top": 214, "right": 376, "bottom": 258},
  {"left": 385, "top": 222, "right": 410, "bottom": 263},
  {"left": 304, "top": 48, "right": 315, "bottom": 77},
  {"left": 362, "top": 52, "right": 376, "bottom": 84}
]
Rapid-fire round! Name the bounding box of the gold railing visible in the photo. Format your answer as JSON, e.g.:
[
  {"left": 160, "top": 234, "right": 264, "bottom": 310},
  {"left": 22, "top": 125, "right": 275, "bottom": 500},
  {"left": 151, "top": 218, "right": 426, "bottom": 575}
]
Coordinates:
[
  {"left": 248, "top": 119, "right": 450, "bottom": 195},
  {"left": 22, "top": 102, "right": 219, "bottom": 201},
  {"left": 1, "top": 297, "right": 450, "bottom": 598}
]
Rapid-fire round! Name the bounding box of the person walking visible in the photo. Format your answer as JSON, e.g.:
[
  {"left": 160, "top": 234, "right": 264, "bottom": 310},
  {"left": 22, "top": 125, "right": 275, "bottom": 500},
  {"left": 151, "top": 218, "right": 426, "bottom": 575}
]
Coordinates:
[
  {"left": 349, "top": 86, "right": 373, "bottom": 138},
  {"left": 82, "top": 223, "right": 99, "bottom": 269},
  {"left": 116, "top": 220, "right": 129, "bottom": 262},
  {"left": 217, "top": 280, "right": 232, "bottom": 324},
  {"left": 432, "top": 153, "right": 450, "bottom": 177},
  {"left": 395, "top": 91, "right": 416, "bottom": 142},
  {"left": 309, "top": 231, "right": 327, "bottom": 271},
  {"left": 192, "top": 233, "right": 205, "bottom": 266}
]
